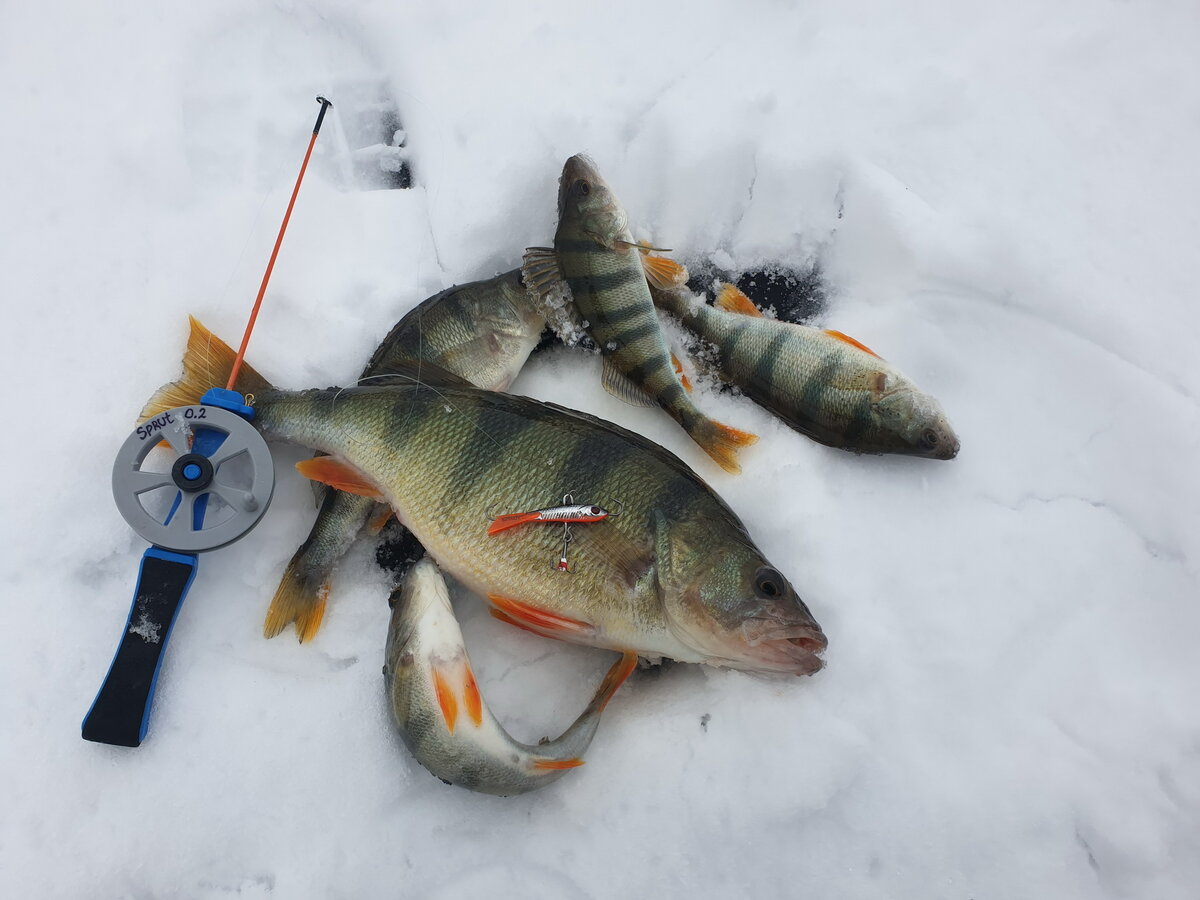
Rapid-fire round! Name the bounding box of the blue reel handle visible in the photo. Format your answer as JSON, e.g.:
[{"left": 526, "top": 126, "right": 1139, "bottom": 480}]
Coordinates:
[{"left": 81, "top": 547, "right": 198, "bottom": 747}]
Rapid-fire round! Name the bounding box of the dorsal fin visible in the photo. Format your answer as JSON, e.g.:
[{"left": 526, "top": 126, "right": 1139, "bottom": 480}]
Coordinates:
[
  {"left": 823, "top": 329, "right": 881, "bottom": 359},
  {"left": 714, "top": 284, "right": 763, "bottom": 317}
]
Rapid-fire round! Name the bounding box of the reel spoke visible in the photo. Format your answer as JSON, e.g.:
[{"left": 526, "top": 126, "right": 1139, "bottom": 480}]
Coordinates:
[
  {"left": 163, "top": 492, "right": 198, "bottom": 539},
  {"left": 209, "top": 479, "right": 257, "bottom": 513},
  {"left": 209, "top": 435, "right": 254, "bottom": 468},
  {"left": 127, "top": 470, "right": 174, "bottom": 495},
  {"left": 161, "top": 425, "right": 192, "bottom": 457}
]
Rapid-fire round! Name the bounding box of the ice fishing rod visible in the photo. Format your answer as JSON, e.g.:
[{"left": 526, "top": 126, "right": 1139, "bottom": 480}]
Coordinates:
[{"left": 83, "top": 96, "right": 334, "bottom": 748}]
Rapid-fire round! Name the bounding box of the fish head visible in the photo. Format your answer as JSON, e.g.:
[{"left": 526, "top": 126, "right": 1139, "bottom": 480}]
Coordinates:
[
  {"left": 556, "top": 154, "right": 629, "bottom": 249},
  {"left": 872, "top": 377, "right": 960, "bottom": 459},
  {"left": 653, "top": 512, "right": 826, "bottom": 676}
]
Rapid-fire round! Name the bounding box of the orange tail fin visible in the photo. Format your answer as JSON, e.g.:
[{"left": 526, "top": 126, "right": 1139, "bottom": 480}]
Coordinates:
[
  {"left": 691, "top": 419, "right": 758, "bottom": 475},
  {"left": 263, "top": 553, "right": 330, "bottom": 643}
]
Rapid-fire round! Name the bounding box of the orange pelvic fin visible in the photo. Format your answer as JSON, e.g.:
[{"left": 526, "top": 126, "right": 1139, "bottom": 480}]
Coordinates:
[
  {"left": 366, "top": 506, "right": 394, "bottom": 535},
  {"left": 463, "top": 668, "right": 483, "bottom": 727},
  {"left": 533, "top": 757, "right": 585, "bottom": 770},
  {"left": 670, "top": 352, "right": 693, "bottom": 393},
  {"left": 824, "top": 329, "right": 881, "bottom": 359},
  {"left": 715, "top": 283, "right": 764, "bottom": 317},
  {"left": 592, "top": 651, "right": 639, "bottom": 713},
  {"left": 432, "top": 666, "right": 459, "bottom": 734},
  {"left": 640, "top": 253, "right": 689, "bottom": 290},
  {"left": 487, "top": 594, "right": 593, "bottom": 639},
  {"left": 294, "top": 457, "right": 385, "bottom": 500},
  {"left": 487, "top": 511, "right": 543, "bottom": 535}
]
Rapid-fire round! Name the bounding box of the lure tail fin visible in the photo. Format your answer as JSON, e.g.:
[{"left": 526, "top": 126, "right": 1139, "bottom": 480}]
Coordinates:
[
  {"left": 487, "top": 512, "right": 543, "bottom": 535},
  {"left": 140, "top": 316, "right": 273, "bottom": 421},
  {"left": 263, "top": 552, "right": 330, "bottom": 642},
  {"left": 689, "top": 418, "right": 758, "bottom": 475}
]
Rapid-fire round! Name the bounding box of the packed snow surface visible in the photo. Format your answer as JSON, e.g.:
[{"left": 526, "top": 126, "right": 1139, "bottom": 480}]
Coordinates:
[{"left": 2, "top": 1, "right": 1198, "bottom": 898}]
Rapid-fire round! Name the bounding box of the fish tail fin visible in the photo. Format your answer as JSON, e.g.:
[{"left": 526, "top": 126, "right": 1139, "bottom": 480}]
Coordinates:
[
  {"left": 263, "top": 551, "right": 330, "bottom": 643},
  {"left": 140, "top": 316, "right": 273, "bottom": 421},
  {"left": 690, "top": 418, "right": 759, "bottom": 475}
]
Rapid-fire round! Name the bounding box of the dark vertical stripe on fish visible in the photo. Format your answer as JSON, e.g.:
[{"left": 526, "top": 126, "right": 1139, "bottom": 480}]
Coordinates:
[{"left": 447, "top": 405, "right": 542, "bottom": 501}]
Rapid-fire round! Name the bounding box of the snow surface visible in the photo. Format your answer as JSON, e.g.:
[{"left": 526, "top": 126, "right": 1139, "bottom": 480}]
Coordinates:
[{"left": 2, "top": 1, "right": 1199, "bottom": 897}]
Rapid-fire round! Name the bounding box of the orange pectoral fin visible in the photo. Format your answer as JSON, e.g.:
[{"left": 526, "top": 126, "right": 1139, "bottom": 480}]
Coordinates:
[
  {"left": 294, "top": 457, "right": 386, "bottom": 500},
  {"left": 431, "top": 666, "right": 459, "bottom": 734},
  {"left": 715, "top": 283, "right": 764, "bottom": 317},
  {"left": 487, "top": 594, "right": 593, "bottom": 639},
  {"left": 487, "top": 511, "right": 542, "bottom": 535},
  {"left": 823, "top": 329, "right": 882, "bottom": 359}
]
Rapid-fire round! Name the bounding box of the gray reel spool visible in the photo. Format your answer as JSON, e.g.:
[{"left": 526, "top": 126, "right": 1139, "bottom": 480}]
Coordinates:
[{"left": 111, "top": 405, "right": 274, "bottom": 552}]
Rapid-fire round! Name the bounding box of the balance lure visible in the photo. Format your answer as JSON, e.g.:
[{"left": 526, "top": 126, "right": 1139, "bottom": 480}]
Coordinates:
[{"left": 488, "top": 502, "right": 612, "bottom": 535}]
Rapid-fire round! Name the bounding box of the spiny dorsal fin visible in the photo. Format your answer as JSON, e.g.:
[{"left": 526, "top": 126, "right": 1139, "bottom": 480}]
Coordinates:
[
  {"left": 600, "top": 356, "right": 657, "bottom": 407},
  {"left": 824, "top": 329, "right": 882, "bottom": 359},
  {"left": 521, "top": 247, "right": 565, "bottom": 296},
  {"left": 714, "top": 284, "right": 763, "bottom": 318}
]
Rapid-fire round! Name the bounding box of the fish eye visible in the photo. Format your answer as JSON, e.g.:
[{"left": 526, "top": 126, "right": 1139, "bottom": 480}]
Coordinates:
[
  {"left": 920, "top": 429, "right": 939, "bottom": 448},
  {"left": 574, "top": 179, "right": 591, "bottom": 196},
  {"left": 589, "top": 506, "right": 601, "bottom": 515},
  {"left": 754, "top": 567, "right": 784, "bottom": 598}
]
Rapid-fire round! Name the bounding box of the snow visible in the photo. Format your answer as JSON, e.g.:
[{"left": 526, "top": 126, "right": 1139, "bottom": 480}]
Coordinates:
[{"left": 2, "top": 1, "right": 1199, "bottom": 897}]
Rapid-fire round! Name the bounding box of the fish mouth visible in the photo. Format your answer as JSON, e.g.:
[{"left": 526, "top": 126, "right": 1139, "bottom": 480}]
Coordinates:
[{"left": 739, "top": 619, "right": 828, "bottom": 676}]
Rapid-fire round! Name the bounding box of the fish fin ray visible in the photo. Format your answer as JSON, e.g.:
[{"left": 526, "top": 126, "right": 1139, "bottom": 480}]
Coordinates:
[
  {"left": 588, "top": 651, "right": 639, "bottom": 713},
  {"left": 432, "top": 666, "right": 459, "bottom": 734},
  {"left": 824, "top": 329, "right": 882, "bottom": 359},
  {"left": 140, "top": 316, "right": 273, "bottom": 421},
  {"left": 670, "top": 352, "right": 693, "bottom": 393},
  {"left": 533, "top": 757, "right": 585, "bottom": 770},
  {"left": 689, "top": 418, "right": 759, "bottom": 475},
  {"left": 487, "top": 594, "right": 593, "bottom": 638},
  {"left": 488, "top": 608, "right": 550, "bottom": 637},
  {"left": 263, "top": 557, "right": 330, "bottom": 643},
  {"left": 463, "top": 668, "right": 483, "bottom": 727},
  {"left": 714, "top": 284, "right": 764, "bottom": 318},
  {"left": 640, "top": 254, "right": 688, "bottom": 290},
  {"left": 601, "top": 356, "right": 657, "bottom": 407},
  {"left": 295, "top": 458, "right": 386, "bottom": 501},
  {"left": 521, "top": 247, "right": 564, "bottom": 295}
]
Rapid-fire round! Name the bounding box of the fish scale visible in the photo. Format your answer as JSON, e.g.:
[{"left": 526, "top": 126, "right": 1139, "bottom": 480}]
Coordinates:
[
  {"left": 548, "top": 156, "right": 757, "bottom": 473},
  {"left": 262, "top": 269, "right": 546, "bottom": 641},
  {"left": 146, "top": 317, "right": 827, "bottom": 676},
  {"left": 653, "top": 284, "right": 960, "bottom": 458},
  {"left": 262, "top": 385, "right": 692, "bottom": 655}
]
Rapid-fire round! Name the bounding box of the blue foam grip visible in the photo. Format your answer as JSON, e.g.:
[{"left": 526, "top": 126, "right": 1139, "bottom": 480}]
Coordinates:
[{"left": 81, "top": 548, "right": 198, "bottom": 747}]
